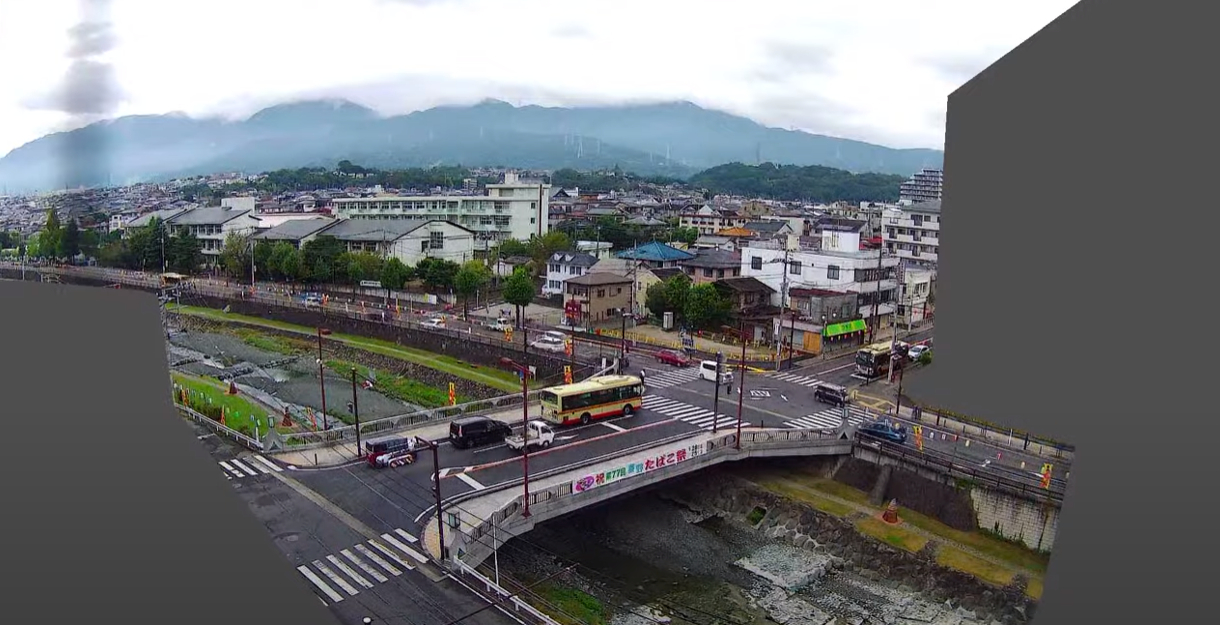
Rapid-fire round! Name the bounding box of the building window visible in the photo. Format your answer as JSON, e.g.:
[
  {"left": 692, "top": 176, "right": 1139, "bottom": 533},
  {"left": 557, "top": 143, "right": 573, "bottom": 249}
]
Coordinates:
[
  {"left": 827, "top": 265, "right": 840, "bottom": 280},
  {"left": 429, "top": 231, "right": 444, "bottom": 249},
  {"left": 788, "top": 261, "right": 801, "bottom": 275},
  {"left": 751, "top": 256, "right": 763, "bottom": 270},
  {"left": 703, "top": 268, "right": 713, "bottom": 278},
  {"left": 597, "top": 289, "right": 606, "bottom": 298}
]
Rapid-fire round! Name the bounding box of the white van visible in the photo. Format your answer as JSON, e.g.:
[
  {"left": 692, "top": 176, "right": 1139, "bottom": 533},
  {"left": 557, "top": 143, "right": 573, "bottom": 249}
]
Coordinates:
[{"left": 699, "top": 360, "right": 733, "bottom": 384}]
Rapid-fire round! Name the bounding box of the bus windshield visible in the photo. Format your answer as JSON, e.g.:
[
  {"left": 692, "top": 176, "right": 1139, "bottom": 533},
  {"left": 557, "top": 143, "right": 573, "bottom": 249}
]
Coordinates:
[{"left": 538, "top": 390, "right": 560, "bottom": 408}]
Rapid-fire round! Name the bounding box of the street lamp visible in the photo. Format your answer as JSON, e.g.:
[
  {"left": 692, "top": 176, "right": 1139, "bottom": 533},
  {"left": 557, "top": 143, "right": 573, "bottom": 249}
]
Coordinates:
[
  {"left": 500, "top": 357, "right": 533, "bottom": 518},
  {"left": 350, "top": 367, "right": 362, "bottom": 454},
  {"left": 316, "top": 327, "right": 332, "bottom": 429},
  {"left": 735, "top": 320, "right": 748, "bottom": 450},
  {"left": 618, "top": 308, "right": 630, "bottom": 372}
]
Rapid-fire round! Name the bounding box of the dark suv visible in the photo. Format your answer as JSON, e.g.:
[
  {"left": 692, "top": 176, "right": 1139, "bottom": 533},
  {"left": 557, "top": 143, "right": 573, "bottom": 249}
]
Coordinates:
[
  {"left": 449, "top": 416, "right": 513, "bottom": 449},
  {"left": 814, "top": 383, "right": 850, "bottom": 407}
]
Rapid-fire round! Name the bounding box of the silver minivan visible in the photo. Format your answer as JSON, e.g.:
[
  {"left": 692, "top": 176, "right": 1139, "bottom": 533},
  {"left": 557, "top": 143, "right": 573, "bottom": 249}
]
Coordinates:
[{"left": 699, "top": 359, "right": 733, "bottom": 384}]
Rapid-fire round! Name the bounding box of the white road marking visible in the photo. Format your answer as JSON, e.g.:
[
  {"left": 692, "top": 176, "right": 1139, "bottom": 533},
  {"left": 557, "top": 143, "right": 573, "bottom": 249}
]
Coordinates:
[
  {"left": 381, "top": 533, "right": 429, "bottom": 565},
  {"left": 356, "top": 543, "right": 403, "bottom": 575},
  {"left": 313, "top": 559, "right": 359, "bottom": 596},
  {"left": 393, "top": 528, "right": 418, "bottom": 544},
  {"left": 456, "top": 472, "right": 486, "bottom": 491},
  {"left": 601, "top": 422, "right": 626, "bottom": 432},
  {"left": 251, "top": 455, "right": 283, "bottom": 472},
  {"left": 218, "top": 461, "right": 243, "bottom": 478},
  {"left": 368, "top": 540, "right": 413, "bottom": 571},
  {"left": 327, "top": 555, "right": 373, "bottom": 589},
  {"left": 342, "top": 549, "right": 388, "bottom": 583},
  {"left": 231, "top": 459, "right": 260, "bottom": 476},
  {"left": 298, "top": 565, "right": 344, "bottom": 602}
]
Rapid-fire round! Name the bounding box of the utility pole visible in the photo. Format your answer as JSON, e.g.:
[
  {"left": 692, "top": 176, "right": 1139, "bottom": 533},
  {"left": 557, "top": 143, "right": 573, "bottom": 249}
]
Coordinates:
[
  {"left": 629, "top": 239, "right": 639, "bottom": 320},
  {"left": 777, "top": 247, "right": 790, "bottom": 361},
  {"left": 711, "top": 351, "right": 724, "bottom": 434},
  {"left": 735, "top": 319, "right": 747, "bottom": 450},
  {"left": 351, "top": 367, "right": 362, "bottom": 455}
]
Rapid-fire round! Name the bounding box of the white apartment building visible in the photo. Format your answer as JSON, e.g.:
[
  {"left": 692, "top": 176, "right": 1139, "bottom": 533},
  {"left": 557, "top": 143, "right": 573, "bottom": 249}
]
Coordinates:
[
  {"left": 679, "top": 205, "right": 747, "bottom": 235},
  {"left": 898, "top": 266, "right": 935, "bottom": 325},
  {"left": 330, "top": 172, "right": 549, "bottom": 251},
  {"left": 543, "top": 251, "right": 598, "bottom": 296},
  {"left": 882, "top": 199, "right": 940, "bottom": 267},
  {"left": 740, "top": 230, "right": 901, "bottom": 324},
  {"left": 165, "top": 207, "right": 262, "bottom": 258},
  {"left": 899, "top": 168, "right": 944, "bottom": 204}
]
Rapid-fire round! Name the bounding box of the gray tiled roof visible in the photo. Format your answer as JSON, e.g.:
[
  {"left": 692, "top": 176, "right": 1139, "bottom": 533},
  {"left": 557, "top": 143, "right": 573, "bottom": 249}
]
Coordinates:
[
  {"left": 253, "top": 218, "right": 336, "bottom": 241},
  {"left": 169, "top": 207, "right": 252, "bottom": 226}
]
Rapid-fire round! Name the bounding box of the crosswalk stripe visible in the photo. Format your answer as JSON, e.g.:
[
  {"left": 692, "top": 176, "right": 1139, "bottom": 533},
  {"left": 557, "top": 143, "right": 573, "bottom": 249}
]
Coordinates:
[
  {"left": 355, "top": 543, "right": 403, "bottom": 576},
  {"left": 231, "top": 459, "right": 260, "bottom": 476},
  {"left": 380, "top": 533, "right": 429, "bottom": 564},
  {"left": 393, "top": 528, "right": 418, "bottom": 544},
  {"left": 218, "top": 461, "right": 243, "bottom": 478},
  {"left": 342, "top": 549, "right": 388, "bottom": 583},
  {"left": 251, "top": 455, "right": 283, "bottom": 472},
  {"left": 298, "top": 565, "right": 344, "bottom": 602},
  {"left": 327, "top": 554, "right": 373, "bottom": 589},
  {"left": 368, "top": 540, "right": 413, "bottom": 571},
  {"left": 313, "top": 559, "right": 359, "bottom": 596}
]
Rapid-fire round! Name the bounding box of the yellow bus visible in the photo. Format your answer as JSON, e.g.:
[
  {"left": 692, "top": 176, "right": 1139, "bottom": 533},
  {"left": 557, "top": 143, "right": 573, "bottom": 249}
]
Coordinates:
[{"left": 538, "top": 375, "right": 645, "bottom": 426}]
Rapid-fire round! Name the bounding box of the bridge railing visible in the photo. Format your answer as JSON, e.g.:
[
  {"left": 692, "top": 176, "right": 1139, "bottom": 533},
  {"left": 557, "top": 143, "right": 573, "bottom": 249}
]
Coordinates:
[
  {"left": 177, "top": 405, "right": 263, "bottom": 451},
  {"left": 450, "top": 560, "right": 563, "bottom": 625},
  {"left": 858, "top": 434, "right": 1067, "bottom": 503},
  {"left": 460, "top": 428, "right": 845, "bottom": 549}
]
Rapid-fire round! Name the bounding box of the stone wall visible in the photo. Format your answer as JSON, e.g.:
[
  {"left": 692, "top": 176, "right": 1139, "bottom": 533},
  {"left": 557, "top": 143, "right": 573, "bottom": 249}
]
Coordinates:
[
  {"left": 832, "top": 457, "right": 978, "bottom": 532},
  {"left": 971, "top": 487, "right": 1059, "bottom": 552},
  {"left": 665, "top": 468, "right": 1038, "bottom": 625}
]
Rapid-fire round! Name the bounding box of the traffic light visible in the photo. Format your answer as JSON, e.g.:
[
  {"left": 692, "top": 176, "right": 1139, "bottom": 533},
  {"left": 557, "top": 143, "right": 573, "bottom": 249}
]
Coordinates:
[
  {"left": 448, "top": 382, "right": 456, "bottom": 406},
  {"left": 564, "top": 366, "right": 573, "bottom": 384}
]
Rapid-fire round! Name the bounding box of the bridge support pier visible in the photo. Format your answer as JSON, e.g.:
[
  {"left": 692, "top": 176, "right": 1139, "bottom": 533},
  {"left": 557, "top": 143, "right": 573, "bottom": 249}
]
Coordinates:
[{"left": 868, "top": 465, "right": 893, "bottom": 506}]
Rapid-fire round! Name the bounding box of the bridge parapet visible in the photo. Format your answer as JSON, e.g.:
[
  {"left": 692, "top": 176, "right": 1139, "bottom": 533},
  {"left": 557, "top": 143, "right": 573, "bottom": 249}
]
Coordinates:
[{"left": 426, "top": 427, "right": 853, "bottom": 569}]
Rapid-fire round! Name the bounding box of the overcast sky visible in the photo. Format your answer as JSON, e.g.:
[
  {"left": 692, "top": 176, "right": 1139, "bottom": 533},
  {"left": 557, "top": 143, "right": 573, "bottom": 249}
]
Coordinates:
[{"left": 0, "top": 0, "right": 1078, "bottom": 158}]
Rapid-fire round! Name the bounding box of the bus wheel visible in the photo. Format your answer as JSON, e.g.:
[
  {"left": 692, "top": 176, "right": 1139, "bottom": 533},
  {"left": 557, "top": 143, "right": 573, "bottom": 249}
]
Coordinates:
[
  {"left": 622, "top": 405, "right": 634, "bottom": 417},
  {"left": 581, "top": 413, "right": 592, "bottom": 425}
]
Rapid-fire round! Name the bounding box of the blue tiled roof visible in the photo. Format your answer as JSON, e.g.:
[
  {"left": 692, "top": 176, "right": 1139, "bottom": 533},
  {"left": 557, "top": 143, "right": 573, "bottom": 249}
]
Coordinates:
[{"left": 614, "top": 241, "right": 695, "bottom": 262}]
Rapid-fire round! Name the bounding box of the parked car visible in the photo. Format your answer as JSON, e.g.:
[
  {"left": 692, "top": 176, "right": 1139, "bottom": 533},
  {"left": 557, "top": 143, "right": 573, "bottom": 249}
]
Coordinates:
[
  {"left": 487, "top": 317, "right": 512, "bottom": 331},
  {"left": 655, "top": 349, "right": 693, "bottom": 367},
  {"left": 908, "top": 344, "right": 930, "bottom": 360},
  {"left": 421, "top": 317, "right": 446, "bottom": 329},
  {"left": 531, "top": 336, "right": 566, "bottom": 353},
  {"left": 859, "top": 421, "right": 908, "bottom": 445},
  {"left": 449, "top": 416, "right": 513, "bottom": 449}
]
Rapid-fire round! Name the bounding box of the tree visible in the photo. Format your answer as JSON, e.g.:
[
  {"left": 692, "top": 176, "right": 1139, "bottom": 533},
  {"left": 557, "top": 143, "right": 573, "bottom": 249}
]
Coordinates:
[
  {"left": 416, "top": 258, "right": 459, "bottom": 290},
  {"left": 671, "top": 226, "right": 700, "bottom": 245},
  {"left": 79, "top": 228, "right": 100, "bottom": 258},
  {"left": 453, "top": 260, "right": 492, "bottom": 320},
  {"left": 58, "top": 220, "right": 81, "bottom": 259},
  {"left": 345, "top": 252, "right": 384, "bottom": 285},
  {"left": 527, "top": 231, "right": 573, "bottom": 275},
  {"left": 220, "top": 233, "right": 251, "bottom": 279},
  {"left": 683, "top": 283, "right": 732, "bottom": 331},
  {"left": 301, "top": 235, "right": 346, "bottom": 284},
  {"left": 253, "top": 241, "right": 276, "bottom": 280},
  {"left": 267, "top": 242, "right": 296, "bottom": 280},
  {"left": 495, "top": 239, "right": 532, "bottom": 258},
  {"left": 502, "top": 267, "right": 536, "bottom": 328},
  {"left": 167, "top": 232, "right": 204, "bottom": 274},
  {"left": 380, "top": 257, "right": 411, "bottom": 291},
  {"left": 688, "top": 162, "right": 907, "bottom": 204},
  {"left": 40, "top": 209, "right": 62, "bottom": 259},
  {"left": 280, "top": 249, "right": 305, "bottom": 283}
]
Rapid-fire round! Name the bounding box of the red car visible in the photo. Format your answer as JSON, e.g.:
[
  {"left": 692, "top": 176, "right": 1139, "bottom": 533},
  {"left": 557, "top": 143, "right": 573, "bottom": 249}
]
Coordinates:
[{"left": 655, "top": 349, "right": 693, "bottom": 367}]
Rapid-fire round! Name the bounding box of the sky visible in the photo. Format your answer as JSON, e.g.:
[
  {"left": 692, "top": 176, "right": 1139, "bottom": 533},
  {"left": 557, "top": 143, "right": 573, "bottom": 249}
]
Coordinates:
[{"left": 0, "top": 0, "right": 1080, "bottom": 158}]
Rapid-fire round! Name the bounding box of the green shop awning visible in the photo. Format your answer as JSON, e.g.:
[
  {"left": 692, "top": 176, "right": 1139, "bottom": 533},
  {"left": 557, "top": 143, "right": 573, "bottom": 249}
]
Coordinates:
[{"left": 823, "top": 319, "right": 867, "bottom": 337}]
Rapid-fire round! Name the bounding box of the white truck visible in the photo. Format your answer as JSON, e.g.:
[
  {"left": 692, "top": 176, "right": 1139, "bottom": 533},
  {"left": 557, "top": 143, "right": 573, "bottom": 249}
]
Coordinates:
[{"left": 505, "top": 420, "right": 556, "bottom": 453}]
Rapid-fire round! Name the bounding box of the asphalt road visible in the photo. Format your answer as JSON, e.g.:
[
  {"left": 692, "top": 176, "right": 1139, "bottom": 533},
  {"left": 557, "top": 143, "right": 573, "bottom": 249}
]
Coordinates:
[{"left": 189, "top": 418, "right": 521, "bottom": 625}]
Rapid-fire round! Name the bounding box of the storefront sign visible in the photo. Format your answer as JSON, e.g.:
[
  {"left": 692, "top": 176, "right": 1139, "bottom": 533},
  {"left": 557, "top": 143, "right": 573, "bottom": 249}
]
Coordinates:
[{"left": 573, "top": 443, "right": 705, "bottom": 493}]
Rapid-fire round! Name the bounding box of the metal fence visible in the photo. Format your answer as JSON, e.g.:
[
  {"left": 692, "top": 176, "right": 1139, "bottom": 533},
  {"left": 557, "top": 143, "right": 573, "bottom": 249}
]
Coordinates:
[
  {"left": 450, "top": 560, "right": 563, "bottom": 625},
  {"left": 177, "top": 404, "right": 263, "bottom": 451}
]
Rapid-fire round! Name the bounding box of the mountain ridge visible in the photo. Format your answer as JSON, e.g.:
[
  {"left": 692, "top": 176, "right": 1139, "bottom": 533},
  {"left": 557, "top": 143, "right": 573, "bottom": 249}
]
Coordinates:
[{"left": 0, "top": 98, "right": 943, "bottom": 193}]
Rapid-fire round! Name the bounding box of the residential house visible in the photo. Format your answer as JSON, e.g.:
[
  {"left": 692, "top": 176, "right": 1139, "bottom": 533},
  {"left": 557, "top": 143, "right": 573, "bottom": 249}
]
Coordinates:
[
  {"left": 575, "top": 240, "right": 614, "bottom": 259},
  {"left": 740, "top": 230, "right": 900, "bottom": 331},
  {"left": 679, "top": 249, "right": 742, "bottom": 285},
  {"left": 882, "top": 200, "right": 941, "bottom": 267},
  {"left": 544, "top": 251, "right": 598, "bottom": 296},
  {"left": 165, "top": 207, "right": 262, "bottom": 259},
  {"left": 614, "top": 241, "right": 695, "bottom": 270},
  {"left": 588, "top": 257, "right": 657, "bottom": 319},
  {"left": 321, "top": 218, "right": 477, "bottom": 267},
  {"left": 897, "top": 266, "right": 935, "bottom": 325},
  {"left": 492, "top": 255, "right": 532, "bottom": 278},
  {"left": 712, "top": 277, "right": 779, "bottom": 342},
  {"left": 742, "top": 220, "right": 798, "bottom": 250},
  {"left": 564, "top": 272, "right": 634, "bottom": 325},
  {"left": 122, "top": 207, "right": 189, "bottom": 235},
  {"left": 692, "top": 235, "right": 735, "bottom": 252},
  {"left": 679, "top": 205, "right": 747, "bottom": 235}
]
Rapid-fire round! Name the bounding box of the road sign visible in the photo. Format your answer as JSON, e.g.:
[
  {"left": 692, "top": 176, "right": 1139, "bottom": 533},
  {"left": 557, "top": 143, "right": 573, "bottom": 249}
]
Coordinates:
[
  {"left": 360, "top": 280, "right": 383, "bottom": 288},
  {"left": 749, "top": 390, "right": 771, "bottom": 398}
]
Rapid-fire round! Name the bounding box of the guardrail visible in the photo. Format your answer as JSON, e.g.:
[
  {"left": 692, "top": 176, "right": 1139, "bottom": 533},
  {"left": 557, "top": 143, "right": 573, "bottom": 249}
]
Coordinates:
[
  {"left": 177, "top": 405, "right": 263, "bottom": 451},
  {"left": 858, "top": 433, "right": 1066, "bottom": 503},
  {"left": 457, "top": 428, "right": 846, "bottom": 552},
  {"left": 451, "top": 560, "right": 563, "bottom": 625}
]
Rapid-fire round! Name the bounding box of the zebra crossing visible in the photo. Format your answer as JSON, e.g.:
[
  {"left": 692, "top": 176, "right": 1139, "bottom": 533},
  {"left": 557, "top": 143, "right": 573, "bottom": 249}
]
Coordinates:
[
  {"left": 641, "top": 395, "right": 750, "bottom": 431},
  {"left": 299, "top": 528, "right": 430, "bottom": 605},
  {"left": 767, "top": 371, "right": 827, "bottom": 387},
  {"left": 218, "top": 454, "right": 283, "bottom": 480},
  {"left": 783, "top": 405, "right": 874, "bottom": 431},
  {"left": 642, "top": 366, "right": 701, "bottom": 389}
]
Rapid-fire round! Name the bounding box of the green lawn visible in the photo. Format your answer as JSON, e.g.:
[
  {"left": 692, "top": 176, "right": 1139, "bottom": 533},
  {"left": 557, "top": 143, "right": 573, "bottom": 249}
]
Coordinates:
[
  {"left": 325, "top": 359, "right": 472, "bottom": 408},
  {"left": 172, "top": 372, "right": 280, "bottom": 436},
  {"left": 533, "top": 583, "right": 608, "bottom": 625},
  {"left": 167, "top": 303, "right": 521, "bottom": 393}
]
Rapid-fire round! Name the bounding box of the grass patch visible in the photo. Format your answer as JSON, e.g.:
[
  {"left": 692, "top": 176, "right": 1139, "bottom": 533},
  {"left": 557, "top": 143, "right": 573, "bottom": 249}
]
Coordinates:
[
  {"left": 171, "top": 372, "right": 281, "bottom": 436},
  {"left": 745, "top": 506, "right": 767, "bottom": 525},
  {"left": 168, "top": 303, "right": 521, "bottom": 392},
  {"left": 534, "top": 583, "right": 608, "bottom": 625},
  {"left": 753, "top": 478, "right": 855, "bottom": 517},
  {"left": 233, "top": 327, "right": 300, "bottom": 355},
  {"left": 890, "top": 507, "right": 1050, "bottom": 575},
  {"left": 325, "top": 359, "right": 471, "bottom": 408},
  {"left": 856, "top": 517, "right": 929, "bottom": 553},
  {"left": 1024, "top": 576, "right": 1044, "bottom": 600},
  {"left": 936, "top": 546, "right": 1016, "bottom": 587}
]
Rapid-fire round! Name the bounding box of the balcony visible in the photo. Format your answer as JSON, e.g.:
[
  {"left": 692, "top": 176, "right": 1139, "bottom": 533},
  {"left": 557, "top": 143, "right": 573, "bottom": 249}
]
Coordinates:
[{"left": 844, "top": 279, "right": 899, "bottom": 294}]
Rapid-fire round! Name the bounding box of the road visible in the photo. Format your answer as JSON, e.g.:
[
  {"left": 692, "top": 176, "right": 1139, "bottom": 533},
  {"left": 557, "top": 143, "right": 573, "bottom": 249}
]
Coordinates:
[{"left": 192, "top": 417, "right": 527, "bottom": 625}]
